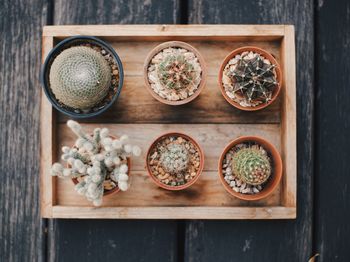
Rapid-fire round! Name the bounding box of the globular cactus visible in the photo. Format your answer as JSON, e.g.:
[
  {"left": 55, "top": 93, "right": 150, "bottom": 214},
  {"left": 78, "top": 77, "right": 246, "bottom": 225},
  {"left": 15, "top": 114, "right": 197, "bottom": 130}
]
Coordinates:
[
  {"left": 160, "top": 143, "right": 189, "bottom": 174},
  {"left": 231, "top": 146, "right": 271, "bottom": 186},
  {"left": 227, "top": 52, "right": 278, "bottom": 104},
  {"left": 51, "top": 120, "right": 141, "bottom": 206},
  {"left": 157, "top": 54, "right": 194, "bottom": 90},
  {"left": 49, "top": 46, "right": 111, "bottom": 110}
]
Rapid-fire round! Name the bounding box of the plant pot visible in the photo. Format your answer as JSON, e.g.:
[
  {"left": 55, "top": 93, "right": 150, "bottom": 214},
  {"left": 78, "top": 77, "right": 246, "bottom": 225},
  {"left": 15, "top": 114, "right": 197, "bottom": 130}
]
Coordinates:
[
  {"left": 143, "top": 41, "right": 207, "bottom": 105},
  {"left": 41, "top": 35, "right": 124, "bottom": 118},
  {"left": 71, "top": 135, "right": 131, "bottom": 197},
  {"left": 218, "top": 46, "right": 282, "bottom": 111},
  {"left": 146, "top": 132, "right": 204, "bottom": 190},
  {"left": 218, "top": 136, "right": 282, "bottom": 201}
]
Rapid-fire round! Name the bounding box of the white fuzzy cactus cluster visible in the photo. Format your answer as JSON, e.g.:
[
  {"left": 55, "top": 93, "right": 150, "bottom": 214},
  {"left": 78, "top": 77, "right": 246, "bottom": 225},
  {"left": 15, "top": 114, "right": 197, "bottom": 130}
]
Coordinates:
[{"left": 51, "top": 120, "right": 141, "bottom": 206}]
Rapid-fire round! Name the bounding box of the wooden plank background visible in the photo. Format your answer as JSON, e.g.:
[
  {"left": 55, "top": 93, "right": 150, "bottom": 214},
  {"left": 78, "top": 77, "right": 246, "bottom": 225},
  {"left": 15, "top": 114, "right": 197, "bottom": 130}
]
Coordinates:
[{"left": 0, "top": 0, "right": 349, "bottom": 261}]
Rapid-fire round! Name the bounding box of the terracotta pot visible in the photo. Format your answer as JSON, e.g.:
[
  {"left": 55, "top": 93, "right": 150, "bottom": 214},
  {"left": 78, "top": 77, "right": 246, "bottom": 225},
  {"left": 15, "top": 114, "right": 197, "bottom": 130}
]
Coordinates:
[
  {"left": 218, "top": 46, "right": 282, "bottom": 111},
  {"left": 218, "top": 136, "right": 283, "bottom": 201},
  {"left": 71, "top": 135, "right": 131, "bottom": 197},
  {"left": 143, "top": 41, "right": 207, "bottom": 105},
  {"left": 146, "top": 132, "right": 204, "bottom": 190}
]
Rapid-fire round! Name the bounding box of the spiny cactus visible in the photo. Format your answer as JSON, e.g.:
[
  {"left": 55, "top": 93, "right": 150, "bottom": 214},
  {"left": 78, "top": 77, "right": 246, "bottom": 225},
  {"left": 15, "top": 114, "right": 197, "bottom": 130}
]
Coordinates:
[
  {"left": 227, "top": 51, "right": 278, "bottom": 104},
  {"left": 160, "top": 143, "right": 189, "bottom": 174},
  {"left": 51, "top": 120, "right": 141, "bottom": 206},
  {"left": 231, "top": 146, "right": 271, "bottom": 186},
  {"left": 157, "top": 54, "right": 194, "bottom": 90},
  {"left": 49, "top": 46, "right": 111, "bottom": 110}
]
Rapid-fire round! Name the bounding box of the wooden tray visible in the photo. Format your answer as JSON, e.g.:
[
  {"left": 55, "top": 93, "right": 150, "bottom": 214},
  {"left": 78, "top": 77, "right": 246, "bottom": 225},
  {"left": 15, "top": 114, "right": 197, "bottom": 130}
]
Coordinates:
[{"left": 40, "top": 25, "right": 296, "bottom": 219}]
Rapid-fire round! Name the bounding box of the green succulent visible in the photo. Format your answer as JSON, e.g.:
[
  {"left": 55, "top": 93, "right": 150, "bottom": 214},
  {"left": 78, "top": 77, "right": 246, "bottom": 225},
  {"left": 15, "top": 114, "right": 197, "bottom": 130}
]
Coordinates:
[
  {"left": 157, "top": 54, "right": 194, "bottom": 90},
  {"left": 231, "top": 146, "right": 271, "bottom": 185},
  {"left": 49, "top": 46, "right": 111, "bottom": 110},
  {"left": 227, "top": 52, "right": 278, "bottom": 103},
  {"left": 160, "top": 143, "right": 189, "bottom": 174}
]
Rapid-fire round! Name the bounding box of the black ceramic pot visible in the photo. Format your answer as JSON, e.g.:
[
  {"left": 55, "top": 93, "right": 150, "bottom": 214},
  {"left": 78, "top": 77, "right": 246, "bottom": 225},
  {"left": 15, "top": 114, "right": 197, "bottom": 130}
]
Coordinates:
[{"left": 40, "top": 35, "right": 124, "bottom": 118}]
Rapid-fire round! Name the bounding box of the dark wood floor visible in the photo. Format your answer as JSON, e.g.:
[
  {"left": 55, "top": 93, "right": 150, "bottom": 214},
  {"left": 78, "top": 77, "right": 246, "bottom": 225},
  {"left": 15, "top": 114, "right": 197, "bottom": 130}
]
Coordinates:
[{"left": 0, "top": 0, "right": 349, "bottom": 261}]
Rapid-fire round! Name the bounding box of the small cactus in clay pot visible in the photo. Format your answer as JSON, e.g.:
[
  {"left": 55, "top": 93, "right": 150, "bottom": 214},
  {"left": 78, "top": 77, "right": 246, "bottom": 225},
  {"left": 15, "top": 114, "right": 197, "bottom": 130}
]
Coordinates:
[
  {"left": 144, "top": 41, "right": 207, "bottom": 105},
  {"left": 146, "top": 133, "right": 204, "bottom": 190},
  {"left": 219, "top": 136, "right": 283, "bottom": 201},
  {"left": 220, "top": 46, "right": 282, "bottom": 111},
  {"left": 51, "top": 120, "right": 141, "bottom": 206}
]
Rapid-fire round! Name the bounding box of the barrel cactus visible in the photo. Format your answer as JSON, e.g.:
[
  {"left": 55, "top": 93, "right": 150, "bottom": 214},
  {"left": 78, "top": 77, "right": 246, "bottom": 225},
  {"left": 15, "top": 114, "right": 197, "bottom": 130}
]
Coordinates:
[
  {"left": 231, "top": 146, "right": 271, "bottom": 186},
  {"left": 157, "top": 54, "right": 195, "bottom": 90},
  {"left": 160, "top": 143, "right": 189, "bottom": 174},
  {"left": 227, "top": 52, "right": 278, "bottom": 104},
  {"left": 49, "top": 46, "right": 111, "bottom": 110}
]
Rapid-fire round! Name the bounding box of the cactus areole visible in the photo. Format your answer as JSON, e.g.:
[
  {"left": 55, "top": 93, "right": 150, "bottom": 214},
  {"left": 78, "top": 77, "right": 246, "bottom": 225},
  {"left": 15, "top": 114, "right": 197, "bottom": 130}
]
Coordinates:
[{"left": 41, "top": 36, "right": 124, "bottom": 118}]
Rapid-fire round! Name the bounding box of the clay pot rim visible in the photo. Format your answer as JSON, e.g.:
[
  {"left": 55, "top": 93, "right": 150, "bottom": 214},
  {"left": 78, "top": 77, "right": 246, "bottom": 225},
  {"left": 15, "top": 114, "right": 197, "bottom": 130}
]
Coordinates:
[
  {"left": 218, "top": 136, "right": 283, "bottom": 201},
  {"left": 143, "top": 41, "right": 207, "bottom": 106},
  {"left": 146, "top": 132, "right": 204, "bottom": 191},
  {"left": 71, "top": 135, "right": 130, "bottom": 197},
  {"left": 218, "top": 46, "right": 283, "bottom": 111}
]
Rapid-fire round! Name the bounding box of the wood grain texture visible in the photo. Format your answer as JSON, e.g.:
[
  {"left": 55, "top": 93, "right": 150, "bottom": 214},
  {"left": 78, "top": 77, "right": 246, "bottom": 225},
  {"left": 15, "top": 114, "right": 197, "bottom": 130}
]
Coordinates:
[
  {"left": 58, "top": 39, "right": 281, "bottom": 124},
  {"left": 0, "top": 0, "right": 48, "bottom": 261},
  {"left": 315, "top": 0, "right": 350, "bottom": 261},
  {"left": 53, "top": 123, "right": 283, "bottom": 210},
  {"left": 186, "top": 0, "right": 313, "bottom": 262},
  {"left": 48, "top": 1, "right": 181, "bottom": 262},
  {"left": 41, "top": 25, "right": 296, "bottom": 220}
]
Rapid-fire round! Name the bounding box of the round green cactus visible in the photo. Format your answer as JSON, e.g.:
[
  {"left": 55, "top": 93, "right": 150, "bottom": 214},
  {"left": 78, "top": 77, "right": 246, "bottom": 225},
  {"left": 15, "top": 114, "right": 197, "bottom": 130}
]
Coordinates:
[
  {"left": 157, "top": 54, "right": 194, "bottom": 90},
  {"left": 160, "top": 143, "right": 189, "bottom": 174},
  {"left": 231, "top": 147, "right": 271, "bottom": 185},
  {"left": 49, "top": 46, "right": 111, "bottom": 110},
  {"left": 228, "top": 52, "right": 278, "bottom": 103}
]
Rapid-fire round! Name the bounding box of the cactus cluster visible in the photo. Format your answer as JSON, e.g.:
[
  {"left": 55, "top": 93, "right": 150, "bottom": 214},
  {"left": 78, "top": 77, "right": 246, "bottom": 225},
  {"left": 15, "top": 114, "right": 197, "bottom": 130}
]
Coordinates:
[
  {"left": 157, "top": 54, "right": 195, "bottom": 90},
  {"left": 49, "top": 46, "right": 111, "bottom": 110},
  {"left": 226, "top": 51, "right": 278, "bottom": 104},
  {"left": 160, "top": 143, "right": 189, "bottom": 174},
  {"left": 231, "top": 146, "right": 271, "bottom": 186},
  {"left": 51, "top": 120, "right": 141, "bottom": 206}
]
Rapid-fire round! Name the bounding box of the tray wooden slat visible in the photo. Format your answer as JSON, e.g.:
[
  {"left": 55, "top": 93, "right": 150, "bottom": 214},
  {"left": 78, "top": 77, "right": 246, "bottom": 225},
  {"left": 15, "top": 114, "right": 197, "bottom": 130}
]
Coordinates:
[{"left": 40, "top": 25, "right": 296, "bottom": 219}]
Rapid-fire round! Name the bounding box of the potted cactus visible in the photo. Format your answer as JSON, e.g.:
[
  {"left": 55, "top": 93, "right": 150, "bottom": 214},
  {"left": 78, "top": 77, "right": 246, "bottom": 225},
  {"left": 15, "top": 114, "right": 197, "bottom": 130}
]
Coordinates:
[
  {"left": 218, "top": 136, "right": 282, "bottom": 201},
  {"left": 146, "top": 132, "right": 204, "bottom": 190},
  {"left": 51, "top": 120, "right": 141, "bottom": 206},
  {"left": 144, "top": 41, "right": 207, "bottom": 105},
  {"left": 219, "top": 46, "right": 282, "bottom": 111},
  {"left": 41, "top": 36, "right": 124, "bottom": 118}
]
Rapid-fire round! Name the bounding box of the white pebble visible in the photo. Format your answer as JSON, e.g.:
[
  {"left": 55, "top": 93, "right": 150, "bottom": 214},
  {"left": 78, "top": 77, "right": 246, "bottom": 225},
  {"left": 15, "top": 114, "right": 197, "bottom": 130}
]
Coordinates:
[
  {"left": 93, "top": 199, "right": 102, "bottom": 207},
  {"left": 112, "top": 140, "right": 123, "bottom": 149}
]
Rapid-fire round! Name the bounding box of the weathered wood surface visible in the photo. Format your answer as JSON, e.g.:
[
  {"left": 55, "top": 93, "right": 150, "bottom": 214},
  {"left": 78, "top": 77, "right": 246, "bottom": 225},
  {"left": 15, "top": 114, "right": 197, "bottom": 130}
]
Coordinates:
[
  {"left": 185, "top": 0, "right": 314, "bottom": 262},
  {"left": 41, "top": 25, "right": 296, "bottom": 220},
  {"left": 0, "top": 0, "right": 48, "bottom": 261},
  {"left": 55, "top": 124, "right": 282, "bottom": 208},
  {"left": 315, "top": 0, "right": 350, "bottom": 261},
  {"left": 48, "top": 1, "right": 181, "bottom": 262},
  {"left": 4, "top": 0, "right": 350, "bottom": 261},
  {"left": 58, "top": 40, "right": 281, "bottom": 124}
]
